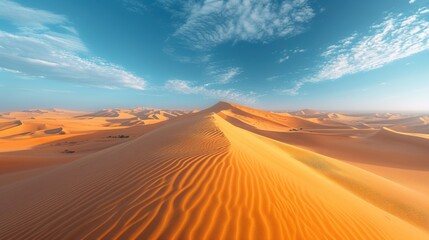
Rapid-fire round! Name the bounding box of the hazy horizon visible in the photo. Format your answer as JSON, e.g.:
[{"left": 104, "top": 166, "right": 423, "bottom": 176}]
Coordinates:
[{"left": 2, "top": 100, "right": 429, "bottom": 115}]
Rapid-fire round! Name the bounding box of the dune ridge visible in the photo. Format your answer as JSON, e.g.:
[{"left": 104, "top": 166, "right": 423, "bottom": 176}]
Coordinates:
[
  {"left": 205, "top": 101, "right": 331, "bottom": 131},
  {"left": 0, "top": 109, "right": 428, "bottom": 239}
]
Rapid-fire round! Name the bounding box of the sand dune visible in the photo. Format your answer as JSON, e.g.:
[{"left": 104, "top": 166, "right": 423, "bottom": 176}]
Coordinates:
[
  {"left": 77, "top": 109, "right": 121, "bottom": 118},
  {"left": 205, "top": 101, "right": 331, "bottom": 131},
  {"left": 0, "top": 106, "right": 428, "bottom": 239},
  {"left": 0, "top": 121, "right": 54, "bottom": 138},
  {"left": 306, "top": 117, "right": 357, "bottom": 128},
  {"left": 44, "top": 127, "right": 66, "bottom": 135},
  {"left": 289, "top": 109, "right": 324, "bottom": 117},
  {"left": 388, "top": 116, "right": 429, "bottom": 134},
  {"left": 0, "top": 120, "right": 22, "bottom": 131},
  {"left": 372, "top": 127, "right": 429, "bottom": 144},
  {"left": 76, "top": 108, "right": 192, "bottom": 126}
]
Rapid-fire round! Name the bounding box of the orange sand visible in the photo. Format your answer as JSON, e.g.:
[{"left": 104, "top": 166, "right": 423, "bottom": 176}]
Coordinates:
[{"left": 0, "top": 103, "right": 428, "bottom": 239}]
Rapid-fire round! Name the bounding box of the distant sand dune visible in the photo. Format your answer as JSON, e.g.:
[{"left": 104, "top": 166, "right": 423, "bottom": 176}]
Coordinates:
[
  {"left": 0, "top": 121, "right": 49, "bottom": 138},
  {"left": 0, "top": 120, "right": 22, "bottom": 131},
  {"left": 0, "top": 108, "right": 193, "bottom": 153},
  {"left": 75, "top": 108, "right": 191, "bottom": 127},
  {"left": 44, "top": 127, "right": 66, "bottom": 135},
  {"left": 77, "top": 109, "right": 121, "bottom": 118}
]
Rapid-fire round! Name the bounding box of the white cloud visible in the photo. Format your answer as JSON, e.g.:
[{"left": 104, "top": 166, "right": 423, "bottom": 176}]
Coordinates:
[
  {"left": 279, "top": 55, "right": 290, "bottom": 63},
  {"left": 120, "top": 0, "right": 146, "bottom": 14},
  {"left": 206, "top": 66, "right": 242, "bottom": 85},
  {"left": 278, "top": 47, "right": 306, "bottom": 63},
  {"left": 217, "top": 67, "right": 241, "bottom": 84},
  {"left": 171, "top": 0, "right": 315, "bottom": 49},
  {"left": 285, "top": 8, "right": 429, "bottom": 95},
  {"left": 165, "top": 79, "right": 257, "bottom": 104},
  {"left": 409, "top": 0, "right": 416, "bottom": 4},
  {"left": 0, "top": 0, "right": 146, "bottom": 90},
  {"left": 0, "top": 0, "right": 66, "bottom": 29},
  {"left": 420, "top": 9, "right": 429, "bottom": 14}
]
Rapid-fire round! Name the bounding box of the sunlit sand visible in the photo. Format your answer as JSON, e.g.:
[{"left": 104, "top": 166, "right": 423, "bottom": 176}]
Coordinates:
[{"left": 0, "top": 102, "right": 428, "bottom": 239}]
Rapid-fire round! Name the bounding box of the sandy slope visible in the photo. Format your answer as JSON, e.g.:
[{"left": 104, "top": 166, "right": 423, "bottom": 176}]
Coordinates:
[
  {"left": 0, "top": 109, "right": 428, "bottom": 239},
  {"left": 213, "top": 103, "right": 429, "bottom": 195},
  {"left": 243, "top": 123, "right": 429, "bottom": 194}
]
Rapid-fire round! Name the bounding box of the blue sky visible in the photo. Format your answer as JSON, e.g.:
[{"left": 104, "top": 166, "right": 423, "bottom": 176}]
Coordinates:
[{"left": 0, "top": 0, "right": 428, "bottom": 111}]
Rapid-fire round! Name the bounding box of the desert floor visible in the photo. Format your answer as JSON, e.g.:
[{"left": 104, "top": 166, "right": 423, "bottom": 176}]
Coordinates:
[{"left": 0, "top": 102, "right": 428, "bottom": 239}]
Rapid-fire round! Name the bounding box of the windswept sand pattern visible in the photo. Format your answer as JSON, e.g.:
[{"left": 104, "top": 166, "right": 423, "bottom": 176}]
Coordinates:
[{"left": 0, "top": 112, "right": 428, "bottom": 239}]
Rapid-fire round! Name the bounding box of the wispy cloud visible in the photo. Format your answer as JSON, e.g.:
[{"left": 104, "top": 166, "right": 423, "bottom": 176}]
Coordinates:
[
  {"left": 279, "top": 48, "right": 306, "bottom": 63},
  {"left": 278, "top": 55, "right": 290, "bottom": 63},
  {"left": 0, "top": 0, "right": 66, "bottom": 29},
  {"left": 120, "top": 0, "right": 146, "bottom": 14},
  {"left": 162, "top": 46, "right": 212, "bottom": 64},
  {"left": 0, "top": 0, "right": 146, "bottom": 90},
  {"left": 165, "top": 79, "right": 257, "bottom": 104},
  {"left": 206, "top": 65, "right": 242, "bottom": 85},
  {"left": 285, "top": 8, "right": 429, "bottom": 95},
  {"left": 170, "top": 0, "right": 315, "bottom": 49},
  {"left": 216, "top": 67, "right": 241, "bottom": 84}
]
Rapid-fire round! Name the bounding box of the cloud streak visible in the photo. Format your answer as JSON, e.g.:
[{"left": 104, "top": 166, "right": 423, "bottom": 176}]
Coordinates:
[
  {"left": 0, "top": 0, "right": 66, "bottom": 29},
  {"left": 285, "top": 8, "right": 429, "bottom": 95},
  {"left": 279, "top": 48, "right": 306, "bottom": 63},
  {"left": 120, "top": 0, "right": 146, "bottom": 14},
  {"left": 0, "top": 0, "right": 146, "bottom": 90},
  {"left": 171, "top": 0, "right": 314, "bottom": 49},
  {"left": 165, "top": 79, "right": 257, "bottom": 104},
  {"left": 205, "top": 65, "right": 242, "bottom": 85},
  {"left": 216, "top": 67, "right": 241, "bottom": 84}
]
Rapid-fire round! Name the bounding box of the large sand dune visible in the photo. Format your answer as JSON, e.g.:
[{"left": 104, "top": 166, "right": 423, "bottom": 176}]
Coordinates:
[{"left": 0, "top": 103, "right": 428, "bottom": 239}]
